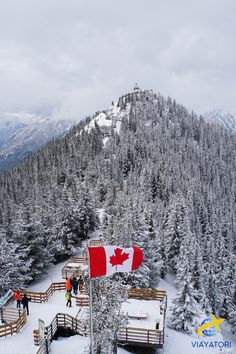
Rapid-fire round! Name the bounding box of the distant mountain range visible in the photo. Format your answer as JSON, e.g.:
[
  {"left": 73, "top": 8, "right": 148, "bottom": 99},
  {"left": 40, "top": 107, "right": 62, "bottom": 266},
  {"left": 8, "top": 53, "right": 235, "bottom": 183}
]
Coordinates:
[
  {"left": 0, "top": 105, "right": 235, "bottom": 173},
  {"left": 203, "top": 109, "right": 236, "bottom": 132},
  {"left": 0, "top": 120, "right": 26, "bottom": 146},
  {"left": 0, "top": 117, "right": 73, "bottom": 171}
]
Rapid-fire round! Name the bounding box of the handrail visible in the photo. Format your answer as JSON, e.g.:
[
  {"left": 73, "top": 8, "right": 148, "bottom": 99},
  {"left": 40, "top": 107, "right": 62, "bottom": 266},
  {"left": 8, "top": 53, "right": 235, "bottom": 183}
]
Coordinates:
[
  {"left": 76, "top": 295, "right": 89, "bottom": 307},
  {"left": 0, "top": 308, "right": 27, "bottom": 338},
  {"left": 81, "top": 239, "right": 103, "bottom": 258},
  {"left": 61, "top": 256, "right": 87, "bottom": 279},
  {"left": 75, "top": 287, "right": 167, "bottom": 307},
  {"left": 15, "top": 282, "right": 65, "bottom": 303},
  {"left": 118, "top": 327, "right": 164, "bottom": 346},
  {"left": 34, "top": 312, "right": 88, "bottom": 353},
  {"left": 128, "top": 288, "right": 167, "bottom": 301}
]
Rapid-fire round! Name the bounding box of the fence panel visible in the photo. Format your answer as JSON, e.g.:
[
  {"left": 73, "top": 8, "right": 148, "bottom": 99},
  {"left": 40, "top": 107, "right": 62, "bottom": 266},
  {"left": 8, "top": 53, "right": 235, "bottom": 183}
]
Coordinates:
[
  {"left": 0, "top": 308, "right": 27, "bottom": 338},
  {"left": 118, "top": 327, "right": 164, "bottom": 346}
]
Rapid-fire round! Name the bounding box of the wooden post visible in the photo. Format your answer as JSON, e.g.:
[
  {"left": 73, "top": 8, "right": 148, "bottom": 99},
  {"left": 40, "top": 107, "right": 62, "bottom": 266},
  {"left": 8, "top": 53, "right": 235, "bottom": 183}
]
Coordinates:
[{"left": 0, "top": 306, "right": 3, "bottom": 323}]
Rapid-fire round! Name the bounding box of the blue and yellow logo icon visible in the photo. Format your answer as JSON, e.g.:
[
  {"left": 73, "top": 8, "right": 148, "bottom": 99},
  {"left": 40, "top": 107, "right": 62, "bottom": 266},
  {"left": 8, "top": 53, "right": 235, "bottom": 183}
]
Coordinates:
[{"left": 197, "top": 314, "right": 224, "bottom": 337}]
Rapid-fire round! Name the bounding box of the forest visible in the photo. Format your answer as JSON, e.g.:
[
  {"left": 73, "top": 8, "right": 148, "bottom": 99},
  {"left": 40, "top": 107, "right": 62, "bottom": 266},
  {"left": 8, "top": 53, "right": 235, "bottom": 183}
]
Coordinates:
[{"left": 0, "top": 89, "right": 235, "bottom": 350}]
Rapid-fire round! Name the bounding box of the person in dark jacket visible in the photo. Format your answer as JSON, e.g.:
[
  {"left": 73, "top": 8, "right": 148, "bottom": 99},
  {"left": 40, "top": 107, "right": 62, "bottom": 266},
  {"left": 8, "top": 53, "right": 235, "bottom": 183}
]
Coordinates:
[
  {"left": 72, "top": 278, "right": 79, "bottom": 295},
  {"left": 21, "top": 294, "right": 31, "bottom": 315},
  {"left": 78, "top": 275, "right": 84, "bottom": 293}
]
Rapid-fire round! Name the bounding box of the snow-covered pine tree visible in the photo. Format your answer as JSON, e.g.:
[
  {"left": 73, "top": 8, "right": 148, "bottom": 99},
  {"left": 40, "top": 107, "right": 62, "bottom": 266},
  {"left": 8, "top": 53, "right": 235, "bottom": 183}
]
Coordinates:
[
  {"left": 92, "top": 277, "right": 128, "bottom": 354},
  {"left": 228, "top": 283, "right": 236, "bottom": 333},
  {"left": 13, "top": 201, "right": 51, "bottom": 280},
  {"left": 169, "top": 215, "right": 200, "bottom": 333},
  {"left": 0, "top": 228, "right": 26, "bottom": 294},
  {"left": 192, "top": 242, "right": 206, "bottom": 306},
  {"left": 165, "top": 196, "right": 187, "bottom": 272}
]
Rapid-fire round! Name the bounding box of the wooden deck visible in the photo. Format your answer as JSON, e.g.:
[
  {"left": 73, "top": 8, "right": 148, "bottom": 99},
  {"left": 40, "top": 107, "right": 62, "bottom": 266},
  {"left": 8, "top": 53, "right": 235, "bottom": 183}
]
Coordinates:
[
  {"left": 118, "top": 288, "right": 167, "bottom": 348},
  {"left": 61, "top": 256, "right": 87, "bottom": 279}
]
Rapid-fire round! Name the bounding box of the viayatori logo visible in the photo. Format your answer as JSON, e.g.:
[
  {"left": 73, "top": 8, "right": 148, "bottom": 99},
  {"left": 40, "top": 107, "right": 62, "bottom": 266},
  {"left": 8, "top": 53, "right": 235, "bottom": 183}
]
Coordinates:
[
  {"left": 191, "top": 314, "right": 232, "bottom": 350},
  {"left": 197, "top": 314, "right": 224, "bottom": 337}
]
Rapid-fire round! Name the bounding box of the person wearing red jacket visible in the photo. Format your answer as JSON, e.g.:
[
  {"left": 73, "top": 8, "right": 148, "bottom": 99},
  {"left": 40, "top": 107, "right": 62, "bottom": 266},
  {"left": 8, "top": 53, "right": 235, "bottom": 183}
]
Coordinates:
[
  {"left": 65, "top": 277, "right": 72, "bottom": 291},
  {"left": 15, "top": 289, "right": 21, "bottom": 309}
]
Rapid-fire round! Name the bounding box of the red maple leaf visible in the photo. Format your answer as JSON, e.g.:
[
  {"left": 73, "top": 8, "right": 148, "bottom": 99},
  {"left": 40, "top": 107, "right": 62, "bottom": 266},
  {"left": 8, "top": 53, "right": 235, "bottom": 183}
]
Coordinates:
[{"left": 110, "top": 248, "right": 129, "bottom": 268}]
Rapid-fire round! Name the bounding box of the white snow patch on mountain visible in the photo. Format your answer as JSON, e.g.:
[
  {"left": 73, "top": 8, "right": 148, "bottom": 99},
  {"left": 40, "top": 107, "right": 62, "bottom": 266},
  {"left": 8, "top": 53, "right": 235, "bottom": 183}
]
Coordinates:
[{"left": 84, "top": 102, "right": 130, "bottom": 144}]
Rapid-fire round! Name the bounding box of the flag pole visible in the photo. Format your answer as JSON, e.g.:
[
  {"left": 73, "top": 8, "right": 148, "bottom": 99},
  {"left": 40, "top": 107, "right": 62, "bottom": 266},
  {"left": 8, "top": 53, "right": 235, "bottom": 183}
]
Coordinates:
[{"left": 88, "top": 248, "right": 94, "bottom": 354}]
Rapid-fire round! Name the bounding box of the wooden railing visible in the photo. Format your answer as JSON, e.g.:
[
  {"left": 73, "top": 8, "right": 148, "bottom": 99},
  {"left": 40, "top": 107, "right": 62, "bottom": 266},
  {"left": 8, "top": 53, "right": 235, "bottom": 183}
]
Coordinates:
[
  {"left": 118, "top": 327, "right": 164, "bottom": 346},
  {"left": 89, "top": 239, "right": 103, "bottom": 247},
  {"left": 128, "top": 288, "right": 167, "bottom": 301},
  {"left": 34, "top": 312, "right": 87, "bottom": 354},
  {"left": 76, "top": 288, "right": 167, "bottom": 308},
  {"left": 61, "top": 257, "right": 87, "bottom": 279},
  {"left": 76, "top": 295, "right": 89, "bottom": 307},
  {"left": 0, "top": 308, "right": 27, "bottom": 338},
  {"left": 82, "top": 239, "right": 103, "bottom": 258},
  {"left": 17, "top": 282, "right": 65, "bottom": 303}
]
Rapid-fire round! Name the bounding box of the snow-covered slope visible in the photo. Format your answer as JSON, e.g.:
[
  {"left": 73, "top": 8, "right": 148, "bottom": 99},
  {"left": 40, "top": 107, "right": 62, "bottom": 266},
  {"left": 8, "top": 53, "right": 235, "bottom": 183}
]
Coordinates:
[
  {"left": 203, "top": 109, "right": 236, "bottom": 132},
  {"left": 84, "top": 103, "right": 130, "bottom": 146},
  {"left": 0, "top": 120, "right": 26, "bottom": 146},
  {"left": 84, "top": 86, "right": 154, "bottom": 147},
  {"left": 0, "top": 118, "right": 73, "bottom": 171}
]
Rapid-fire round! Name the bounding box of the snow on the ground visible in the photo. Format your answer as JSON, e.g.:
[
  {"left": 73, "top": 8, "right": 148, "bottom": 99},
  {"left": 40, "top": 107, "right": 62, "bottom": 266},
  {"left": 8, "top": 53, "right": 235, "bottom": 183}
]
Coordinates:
[
  {"left": 50, "top": 335, "right": 131, "bottom": 354},
  {"left": 50, "top": 335, "right": 90, "bottom": 354},
  {"left": 27, "top": 260, "right": 67, "bottom": 291},
  {"left": 121, "top": 299, "right": 163, "bottom": 330},
  {"left": 0, "top": 291, "right": 82, "bottom": 354},
  {"left": 66, "top": 263, "right": 88, "bottom": 270},
  {"left": 1, "top": 240, "right": 235, "bottom": 354},
  {"left": 159, "top": 274, "right": 236, "bottom": 354}
]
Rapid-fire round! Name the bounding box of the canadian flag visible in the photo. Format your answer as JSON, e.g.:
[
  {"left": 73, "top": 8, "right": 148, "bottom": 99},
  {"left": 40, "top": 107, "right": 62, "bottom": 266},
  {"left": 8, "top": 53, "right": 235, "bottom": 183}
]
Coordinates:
[{"left": 88, "top": 246, "right": 144, "bottom": 278}]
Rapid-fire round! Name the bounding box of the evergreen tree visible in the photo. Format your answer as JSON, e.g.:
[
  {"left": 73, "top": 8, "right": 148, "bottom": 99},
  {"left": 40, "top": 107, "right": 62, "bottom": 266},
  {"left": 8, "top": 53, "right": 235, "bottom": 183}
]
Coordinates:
[
  {"left": 92, "top": 277, "right": 127, "bottom": 354},
  {"left": 0, "top": 228, "right": 25, "bottom": 294},
  {"left": 169, "top": 231, "right": 200, "bottom": 333}
]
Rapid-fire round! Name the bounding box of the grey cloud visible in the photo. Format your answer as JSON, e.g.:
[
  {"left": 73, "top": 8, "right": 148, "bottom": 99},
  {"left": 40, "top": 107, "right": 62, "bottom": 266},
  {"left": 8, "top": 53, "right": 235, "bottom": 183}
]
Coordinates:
[{"left": 0, "top": 0, "right": 235, "bottom": 121}]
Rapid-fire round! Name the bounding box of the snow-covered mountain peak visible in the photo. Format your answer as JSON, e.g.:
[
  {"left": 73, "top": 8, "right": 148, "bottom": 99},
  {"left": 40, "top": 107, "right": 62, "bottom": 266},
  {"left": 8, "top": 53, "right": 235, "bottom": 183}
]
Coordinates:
[
  {"left": 203, "top": 109, "right": 236, "bottom": 132},
  {"left": 84, "top": 87, "right": 155, "bottom": 146}
]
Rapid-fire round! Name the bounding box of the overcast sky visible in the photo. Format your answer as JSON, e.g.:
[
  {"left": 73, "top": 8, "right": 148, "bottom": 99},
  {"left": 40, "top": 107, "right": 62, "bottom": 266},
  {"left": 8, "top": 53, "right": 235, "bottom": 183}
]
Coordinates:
[{"left": 0, "top": 0, "right": 235, "bottom": 122}]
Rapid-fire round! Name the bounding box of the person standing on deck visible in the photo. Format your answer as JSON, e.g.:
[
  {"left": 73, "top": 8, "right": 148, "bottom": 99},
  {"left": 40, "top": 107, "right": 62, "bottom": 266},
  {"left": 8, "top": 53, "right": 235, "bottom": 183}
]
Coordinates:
[
  {"left": 65, "top": 277, "right": 72, "bottom": 291},
  {"left": 15, "top": 289, "right": 21, "bottom": 309},
  {"left": 65, "top": 290, "right": 72, "bottom": 307},
  {"left": 21, "top": 294, "right": 31, "bottom": 315},
  {"left": 78, "top": 275, "right": 83, "bottom": 293},
  {"left": 72, "top": 277, "right": 79, "bottom": 295}
]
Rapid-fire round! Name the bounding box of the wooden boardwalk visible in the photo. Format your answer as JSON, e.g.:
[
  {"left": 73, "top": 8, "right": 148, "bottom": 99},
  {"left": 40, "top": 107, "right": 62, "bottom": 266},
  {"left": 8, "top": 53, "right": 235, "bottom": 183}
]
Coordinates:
[
  {"left": 0, "top": 239, "right": 167, "bottom": 351},
  {"left": 118, "top": 289, "right": 167, "bottom": 348}
]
